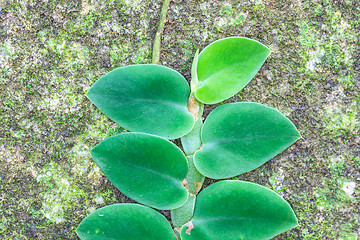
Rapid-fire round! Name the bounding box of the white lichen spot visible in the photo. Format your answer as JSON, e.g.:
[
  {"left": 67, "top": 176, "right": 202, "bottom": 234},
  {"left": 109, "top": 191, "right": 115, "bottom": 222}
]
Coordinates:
[
  {"left": 0, "top": 145, "right": 12, "bottom": 162},
  {"left": 199, "top": 2, "right": 211, "bottom": 14},
  {"left": 342, "top": 182, "right": 356, "bottom": 198},
  {"left": 55, "top": 217, "right": 65, "bottom": 224},
  {"left": 216, "top": 18, "right": 228, "bottom": 28},
  {"left": 306, "top": 49, "right": 325, "bottom": 71},
  {"left": 324, "top": 99, "right": 358, "bottom": 135},
  {"left": 41, "top": 192, "right": 65, "bottom": 223},
  {"left": 87, "top": 165, "right": 103, "bottom": 186},
  {"left": 70, "top": 142, "right": 91, "bottom": 176},
  {"left": 27, "top": 165, "right": 37, "bottom": 178},
  {"left": 0, "top": 146, "right": 23, "bottom": 163},
  {"left": 80, "top": 0, "right": 99, "bottom": 15},
  {"left": 0, "top": 41, "right": 15, "bottom": 71},
  {"left": 95, "top": 196, "right": 104, "bottom": 205},
  {"left": 340, "top": 19, "right": 350, "bottom": 31},
  {"left": 306, "top": 58, "right": 321, "bottom": 71},
  {"left": 201, "top": 31, "right": 209, "bottom": 42},
  {"left": 269, "top": 167, "right": 286, "bottom": 195},
  {"left": 124, "top": 0, "right": 142, "bottom": 10},
  {"left": 35, "top": 161, "right": 87, "bottom": 223},
  {"left": 49, "top": 96, "right": 60, "bottom": 110}
]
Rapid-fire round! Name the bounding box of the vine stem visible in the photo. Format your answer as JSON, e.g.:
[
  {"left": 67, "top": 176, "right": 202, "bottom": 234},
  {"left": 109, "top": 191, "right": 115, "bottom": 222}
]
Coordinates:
[
  {"left": 171, "top": 96, "right": 205, "bottom": 239},
  {"left": 152, "top": 1, "right": 204, "bottom": 235},
  {"left": 152, "top": 0, "right": 171, "bottom": 64}
]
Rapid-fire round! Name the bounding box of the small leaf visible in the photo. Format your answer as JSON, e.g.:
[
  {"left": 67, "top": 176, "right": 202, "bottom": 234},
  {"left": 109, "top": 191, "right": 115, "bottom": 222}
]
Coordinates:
[
  {"left": 180, "top": 180, "right": 298, "bottom": 240},
  {"left": 194, "top": 37, "right": 270, "bottom": 104},
  {"left": 91, "top": 132, "right": 189, "bottom": 210},
  {"left": 181, "top": 118, "right": 203, "bottom": 155},
  {"left": 87, "top": 64, "right": 195, "bottom": 139},
  {"left": 77, "top": 203, "right": 176, "bottom": 240},
  {"left": 171, "top": 194, "right": 196, "bottom": 228},
  {"left": 194, "top": 102, "right": 300, "bottom": 179},
  {"left": 184, "top": 156, "right": 205, "bottom": 195}
]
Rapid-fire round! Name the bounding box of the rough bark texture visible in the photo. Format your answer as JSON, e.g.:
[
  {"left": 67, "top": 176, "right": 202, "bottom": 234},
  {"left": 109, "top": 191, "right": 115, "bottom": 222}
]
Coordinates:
[{"left": 0, "top": 0, "right": 359, "bottom": 239}]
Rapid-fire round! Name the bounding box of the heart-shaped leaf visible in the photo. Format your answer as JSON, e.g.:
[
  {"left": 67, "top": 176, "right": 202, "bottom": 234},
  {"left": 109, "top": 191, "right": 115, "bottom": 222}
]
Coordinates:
[
  {"left": 194, "top": 102, "right": 300, "bottom": 179},
  {"left": 87, "top": 64, "right": 195, "bottom": 139},
  {"left": 91, "top": 132, "right": 189, "bottom": 210},
  {"left": 77, "top": 203, "right": 176, "bottom": 240},
  {"left": 193, "top": 37, "right": 270, "bottom": 104},
  {"left": 180, "top": 180, "right": 298, "bottom": 240}
]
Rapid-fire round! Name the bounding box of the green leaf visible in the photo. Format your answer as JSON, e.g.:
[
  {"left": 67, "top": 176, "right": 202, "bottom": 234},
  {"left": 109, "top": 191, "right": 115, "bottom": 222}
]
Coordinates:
[
  {"left": 193, "top": 37, "right": 270, "bottom": 104},
  {"left": 91, "top": 132, "right": 189, "bottom": 210},
  {"left": 171, "top": 194, "right": 196, "bottom": 228},
  {"left": 77, "top": 203, "right": 176, "bottom": 240},
  {"left": 190, "top": 49, "right": 199, "bottom": 92},
  {"left": 180, "top": 180, "right": 298, "bottom": 240},
  {"left": 194, "top": 102, "right": 300, "bottom": 179},
  {"left": 184, "top": 156, "right": 205, "bottom": 195},
  {"left": 87, "top": 64, "right": 195, "bottom": 139}
]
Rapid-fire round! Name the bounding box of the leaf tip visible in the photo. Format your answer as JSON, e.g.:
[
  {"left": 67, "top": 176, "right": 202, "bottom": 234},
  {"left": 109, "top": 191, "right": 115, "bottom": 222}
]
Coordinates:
[
  {"left": 297, "top": 130, "right": 303, "bottom": 140},
  {"left": 85, "top": 88, "right": 95, "bottom": 103}
]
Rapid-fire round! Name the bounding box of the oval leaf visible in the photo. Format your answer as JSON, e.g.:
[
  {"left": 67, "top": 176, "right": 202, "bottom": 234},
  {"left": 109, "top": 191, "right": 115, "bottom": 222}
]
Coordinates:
[
  {"left": 77, "top": 203, "right": 176, "bottom": 240},
  {"left": 180, "top": 180, "right": 298, "bottom": 240},
  {"left": 181, "top": 118, "right": 203, "bottom": 155},
  {"left": 194, "top": 37, "right": 270, "bottom": 104},
  {"left": 194, "top": 102, "right": 300, "bottom": 179},
  {"left": 87, "top": 64, "right": 195, "bottom": 139},
  {"left": 184, "top": 156, "right": 205, "bottom": 195},
  {"left": 171, "top": 194, "right": 196, "bottom": 228},
  {"left": 91, "top": 132, "right": 189, "bottom": 210}
]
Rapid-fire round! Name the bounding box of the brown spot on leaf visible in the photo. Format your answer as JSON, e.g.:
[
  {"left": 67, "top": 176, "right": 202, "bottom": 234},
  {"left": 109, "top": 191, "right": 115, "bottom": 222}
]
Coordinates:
[
  {"left": 182, "top": 178, "right": 189, "bottom": 190},
  {"left": 194, "top": 181, "right": 202, "bottom": 194}
]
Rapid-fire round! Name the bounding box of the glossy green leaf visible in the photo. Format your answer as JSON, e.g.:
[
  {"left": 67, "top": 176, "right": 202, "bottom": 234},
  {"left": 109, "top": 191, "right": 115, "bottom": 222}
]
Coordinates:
[
  {"left": 171, "top": 194, "right": 196, "bottom": 228},
  {"left": 91, "top": 132, "right": 188, "bottom": 210},
  {"left": 87, "top": 64, "right": 195, "bottom": 139},
  {"left": 180, "top": 181, "right": 298, "bottom": 240},
  {"left": 194, "top": 37, "right": 270, "bottom": 104},
  {"left": 190, "top": 49, "right": 199, "bottom": 92},
  {"left": 194, "top": 102, "right": 300, "bottom": 179},
  {"left": 77, "top": 203, "right": 176, "bottom": 240},
  {"left": 184, "top": 156, "right": 205, "bottom": 195}
]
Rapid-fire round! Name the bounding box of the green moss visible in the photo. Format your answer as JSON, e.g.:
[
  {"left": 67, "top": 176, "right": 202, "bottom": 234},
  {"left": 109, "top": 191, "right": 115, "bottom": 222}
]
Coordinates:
[
  {"left": 322, "top": 100, "right": 359, "bottom": 138},
  {"left": 315, "top": 157, "right": 356, "bottom": 211}
]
